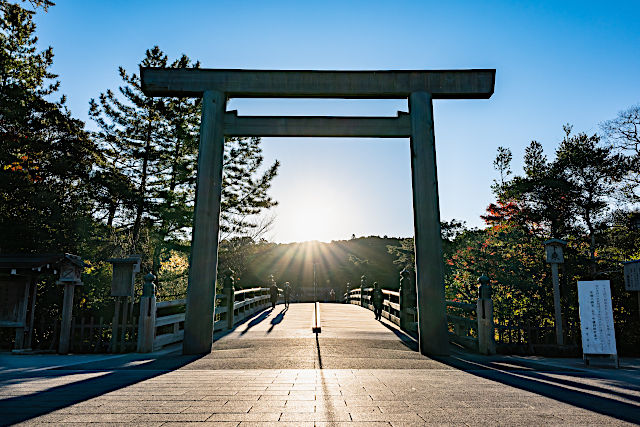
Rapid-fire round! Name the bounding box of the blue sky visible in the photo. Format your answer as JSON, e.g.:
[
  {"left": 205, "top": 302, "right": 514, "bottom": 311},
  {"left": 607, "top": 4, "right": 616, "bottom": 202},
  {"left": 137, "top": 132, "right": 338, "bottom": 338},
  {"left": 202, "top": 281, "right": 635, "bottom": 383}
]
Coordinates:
[{"left": 35, "top": 1, "right": 640, "bottom": 242}]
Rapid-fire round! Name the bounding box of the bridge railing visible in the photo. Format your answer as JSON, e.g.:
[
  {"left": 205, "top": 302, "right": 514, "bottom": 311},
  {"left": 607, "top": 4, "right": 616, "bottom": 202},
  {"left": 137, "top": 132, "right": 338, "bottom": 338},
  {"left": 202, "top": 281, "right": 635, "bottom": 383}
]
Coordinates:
[
  {"left": 137, "top": 276, "right": 273, "bottom": 352},
  {"left": 445, "top": 300, "right": 477, "bottom": 351},
  {"left": 344, "top": 287, "right": 407, "bottom": 330},
  {"left": 344, "top": 286, "right": 490, "bottom": 353}
]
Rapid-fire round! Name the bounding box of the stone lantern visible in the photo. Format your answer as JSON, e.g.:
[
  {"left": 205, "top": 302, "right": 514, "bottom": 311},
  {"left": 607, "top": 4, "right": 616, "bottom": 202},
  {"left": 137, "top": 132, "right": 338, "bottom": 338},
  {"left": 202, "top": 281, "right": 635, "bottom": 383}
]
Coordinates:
[{"left": 544, "top": 238, "right": 567, "bottom": 346}]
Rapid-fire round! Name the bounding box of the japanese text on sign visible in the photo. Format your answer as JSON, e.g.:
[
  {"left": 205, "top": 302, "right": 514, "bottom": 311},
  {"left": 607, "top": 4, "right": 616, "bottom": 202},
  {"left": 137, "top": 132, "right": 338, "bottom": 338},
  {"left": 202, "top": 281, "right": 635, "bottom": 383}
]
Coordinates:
[
  {"left": 577, "top": 280, "right": 617, "bottom": 355},
  {"left": 624, "top": 260, "right": 640, "bottom": 291}
]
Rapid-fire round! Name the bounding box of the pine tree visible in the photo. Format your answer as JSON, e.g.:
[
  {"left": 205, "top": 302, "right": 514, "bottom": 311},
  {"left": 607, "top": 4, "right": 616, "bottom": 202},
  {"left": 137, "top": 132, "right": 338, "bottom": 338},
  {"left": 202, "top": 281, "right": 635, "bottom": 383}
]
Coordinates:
[
  {"left": 90, "top": 46, "right": 279, "bottom": 280},
  {"left": 89, "top": 46, "right": 174, "bottom": 252}
]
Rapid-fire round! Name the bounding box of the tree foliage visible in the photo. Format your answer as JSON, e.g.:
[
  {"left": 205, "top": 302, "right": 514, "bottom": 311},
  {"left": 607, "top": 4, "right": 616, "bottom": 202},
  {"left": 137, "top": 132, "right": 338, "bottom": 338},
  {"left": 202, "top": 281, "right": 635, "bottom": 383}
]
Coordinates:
[
  {"left": 0, "top": 1, "right": 96, "bottom": 254},
  {"left": 89, "top": 46, "right": 279, "bottom": 292}
]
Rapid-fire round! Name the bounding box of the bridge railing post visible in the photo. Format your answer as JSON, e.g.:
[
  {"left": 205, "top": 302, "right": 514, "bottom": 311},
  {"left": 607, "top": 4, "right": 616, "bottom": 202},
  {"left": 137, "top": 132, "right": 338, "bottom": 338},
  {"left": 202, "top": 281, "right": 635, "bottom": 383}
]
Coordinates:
[
  {"left": 137, "top": 273, "right": 156, "bottom": 353},
  {"left": 476, "top": 274, "right": 496, "bottom": 355},
  {"left": 399, "top": 268, "right": 410, "bottom": 330},
  {"left": 223, "top": 270, "right": 235, "bottom": 330}
]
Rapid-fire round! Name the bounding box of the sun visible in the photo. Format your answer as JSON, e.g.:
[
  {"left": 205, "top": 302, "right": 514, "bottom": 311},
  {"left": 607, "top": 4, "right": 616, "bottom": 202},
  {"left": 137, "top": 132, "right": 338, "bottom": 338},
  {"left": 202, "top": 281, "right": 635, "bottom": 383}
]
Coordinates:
[{"left": 281, "top": 186, "right": 347, "bottom": 243}]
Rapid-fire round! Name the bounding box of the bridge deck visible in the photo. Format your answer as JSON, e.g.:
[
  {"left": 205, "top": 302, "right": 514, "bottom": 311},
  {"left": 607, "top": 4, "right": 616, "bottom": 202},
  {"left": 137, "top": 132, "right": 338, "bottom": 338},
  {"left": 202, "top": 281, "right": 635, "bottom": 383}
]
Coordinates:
[
  {"left": 190, "top": 303, "right": 442, "bottom": 370},
  {"left": 1, "top": 303, "right": 638, "bottom": 425}
]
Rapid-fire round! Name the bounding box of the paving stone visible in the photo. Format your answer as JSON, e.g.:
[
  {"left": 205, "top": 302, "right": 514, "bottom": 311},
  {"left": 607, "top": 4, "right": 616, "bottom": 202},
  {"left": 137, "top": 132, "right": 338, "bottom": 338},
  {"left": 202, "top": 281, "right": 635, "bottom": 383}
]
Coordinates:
[
  {"left": 2, "top": 303, "right": 639, "bottom": 425},
  {"left": 278, "top": 411, "right": 352, "bottom": 421},
  {"left": 206, "top": 412, "right": 281, "bottom": 422},
  {"left": 349, "top": 411, "right": 424, "bottom": 422},
  {"left": 315, "top": 423, "right": 391, "bottom": 427},
  {"left": 238, "top": 422, "right": 313, "bottom": 427},
  {"left": 162, "top": 423, "right": 239, "bottom": 427}
]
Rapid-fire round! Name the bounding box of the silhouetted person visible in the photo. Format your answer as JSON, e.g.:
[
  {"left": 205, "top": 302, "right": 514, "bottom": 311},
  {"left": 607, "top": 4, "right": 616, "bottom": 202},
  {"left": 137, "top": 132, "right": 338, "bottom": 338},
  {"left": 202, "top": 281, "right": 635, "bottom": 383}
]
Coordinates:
[
  {"left": 283, "top": 281, "right": 291, "bottom": 308},
  {"left": 372, "top": 282, "right": 383, "bottom": 320},
  {"left": 270, "top": 281, "right": 279, "bottom": 309},
  {"left": 329, "top": 288, "right": 336, "bottom": 302}
]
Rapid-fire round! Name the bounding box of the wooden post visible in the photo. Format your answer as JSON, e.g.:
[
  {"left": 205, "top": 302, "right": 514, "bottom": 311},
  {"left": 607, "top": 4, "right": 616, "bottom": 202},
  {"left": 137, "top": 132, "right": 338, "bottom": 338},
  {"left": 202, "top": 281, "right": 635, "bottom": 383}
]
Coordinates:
[
  {"left": 399, "top": 269, "right": 411, "bottom": 331},
  {"left": 88, "top": 316, "right": 95, "bottom": 350},
  {"left": 58, "top": 283, "right": 76, "bottom": 354},
  {"left": 25, "top": 278, "right": 37, "bottom": 349},
  {"left": 96, "top": 317, "right": 104, "bottom": 353},
  {"left": 225, "top": 288, "right": 235, "bottom": 329},
  {"left": 13, "top": 276, "right": 30, "bottom": 350},
  {"left": 137, "top": 273, "right": 157, "bottom": 353},
  {"left": 110, "top": 297, "right": 121, "bottom": 353},
  {"left": 477, "top": 299, "right": 495, "bottom": 354},
  {"left": 551, "top": 262, "right": 564, "bottom": 346},
  {"left": 183, "top": 90, "right": 227, "bottom": 355},
  {"left": 79, "top": 317, "right": 86, "bottom": 352},
  {"left": 221, "top": 270, "right": 235, "bottom": 330},
  {"left": 409, "top": 91, "right": 449, "bottom": 356},
  {"left": 120, "top": 299, "right": 129, "bottom": 352},
  {"left": 477, "top": 274, "right": 495, "bottom": 355}
]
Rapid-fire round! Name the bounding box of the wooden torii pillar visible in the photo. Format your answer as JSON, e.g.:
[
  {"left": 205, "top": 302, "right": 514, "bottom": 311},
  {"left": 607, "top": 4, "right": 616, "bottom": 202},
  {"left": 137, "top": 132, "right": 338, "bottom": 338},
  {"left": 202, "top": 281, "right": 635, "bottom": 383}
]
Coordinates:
[{"left": 141, "top": 68, "right": 495, "bottom": 356}]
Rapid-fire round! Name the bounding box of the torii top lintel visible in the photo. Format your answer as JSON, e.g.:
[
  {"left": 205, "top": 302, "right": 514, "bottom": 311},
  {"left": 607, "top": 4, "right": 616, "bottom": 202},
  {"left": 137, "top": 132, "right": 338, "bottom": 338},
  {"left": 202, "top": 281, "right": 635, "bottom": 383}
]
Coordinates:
[{"left": 140, "top": 67, "right": 495, "bottom": 99}]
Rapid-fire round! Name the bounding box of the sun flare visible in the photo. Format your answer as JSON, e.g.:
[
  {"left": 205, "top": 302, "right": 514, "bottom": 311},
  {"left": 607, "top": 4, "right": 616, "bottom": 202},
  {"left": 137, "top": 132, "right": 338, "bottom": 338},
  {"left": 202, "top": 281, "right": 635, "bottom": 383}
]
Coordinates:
[{"left": 283, "top": 187, "right": 347, "bottom": 243}]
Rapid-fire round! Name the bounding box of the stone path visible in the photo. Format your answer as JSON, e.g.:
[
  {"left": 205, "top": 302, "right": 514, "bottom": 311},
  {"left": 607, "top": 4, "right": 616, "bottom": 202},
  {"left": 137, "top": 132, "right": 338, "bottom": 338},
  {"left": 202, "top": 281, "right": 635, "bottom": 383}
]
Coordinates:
[{"left": 1, "top": 303, "right": 639, "bottom": 425}]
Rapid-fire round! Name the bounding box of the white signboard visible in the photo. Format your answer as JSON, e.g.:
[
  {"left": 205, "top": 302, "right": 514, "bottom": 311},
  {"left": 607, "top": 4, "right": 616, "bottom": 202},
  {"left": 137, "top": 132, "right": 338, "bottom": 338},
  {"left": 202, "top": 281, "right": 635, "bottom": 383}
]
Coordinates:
[
  {"left": 623, "top": 260, "right": 640, "bottom": 291},
  {"left": 577, "top": 280, "right": 617, "bottom": 355}
]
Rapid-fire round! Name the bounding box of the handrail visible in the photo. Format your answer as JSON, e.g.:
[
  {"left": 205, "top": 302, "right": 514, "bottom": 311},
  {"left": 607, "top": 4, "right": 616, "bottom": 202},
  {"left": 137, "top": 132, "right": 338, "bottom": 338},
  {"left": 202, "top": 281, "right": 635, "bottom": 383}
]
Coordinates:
[
  {"left": 235, "top": 287, "right": 268, "bottom": 295},
  {"left": 156, "top": 299, "right": 187, "bottom": 309},
  {"left": 344, "top": 286, "right": 479, "bottom": 350},
  {"left": 446, "top": 300, "right": 476, "bottom": 311},
  {"left": 150, "top": 286, "right": 273, "bottom": 351}
]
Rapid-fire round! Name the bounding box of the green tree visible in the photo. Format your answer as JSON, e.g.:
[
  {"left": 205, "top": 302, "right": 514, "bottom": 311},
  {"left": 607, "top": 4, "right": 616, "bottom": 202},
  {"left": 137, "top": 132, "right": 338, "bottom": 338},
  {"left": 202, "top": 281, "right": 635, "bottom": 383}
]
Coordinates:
[
  {"left": 501, "top": 140, "right": 576, "bottom": 238},
  {"left": 555, "top": 126, "right": 625, "bottom": 278},
  {"left": 0, "top": 1, "right": 97, "bottom": 253},
  {"left": 89, "top": 46, "right": 181, "bottom": 255},
  {"left": 601, "top": 104, "right": 640, "bottom": 202},
  {"left": 89, "top": 46, "right": 280, "bottom": 293},
  {"left": 0, "top": 0, "right": 104, "bottom": 348}
]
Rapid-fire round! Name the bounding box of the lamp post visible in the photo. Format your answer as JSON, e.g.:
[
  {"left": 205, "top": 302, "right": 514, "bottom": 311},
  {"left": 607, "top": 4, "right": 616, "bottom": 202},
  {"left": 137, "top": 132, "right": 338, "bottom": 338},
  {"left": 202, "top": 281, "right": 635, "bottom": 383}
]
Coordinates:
[{"left": 544, "top": 238, "right": 567, "bottom": 346}]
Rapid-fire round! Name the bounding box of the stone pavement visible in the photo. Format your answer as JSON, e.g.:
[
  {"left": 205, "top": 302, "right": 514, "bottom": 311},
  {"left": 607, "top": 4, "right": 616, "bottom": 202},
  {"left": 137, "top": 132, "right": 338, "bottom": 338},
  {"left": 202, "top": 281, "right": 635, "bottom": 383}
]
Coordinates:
[{"left": 1, "top": 303, "right": 639, "bottom": 426}]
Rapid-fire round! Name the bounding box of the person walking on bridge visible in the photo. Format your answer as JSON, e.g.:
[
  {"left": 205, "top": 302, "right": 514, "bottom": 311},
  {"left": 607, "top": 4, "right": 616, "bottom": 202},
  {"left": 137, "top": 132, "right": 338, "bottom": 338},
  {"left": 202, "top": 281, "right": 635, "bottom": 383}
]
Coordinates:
[
  {"left": 283, "top": 282, "right": 291, "bottom": 308},
  {"left": 270, "top": 280, "right": 279, "bottom": 309},
  {"left": 372, "top": 282, "right": 383, "bottom": 320}
]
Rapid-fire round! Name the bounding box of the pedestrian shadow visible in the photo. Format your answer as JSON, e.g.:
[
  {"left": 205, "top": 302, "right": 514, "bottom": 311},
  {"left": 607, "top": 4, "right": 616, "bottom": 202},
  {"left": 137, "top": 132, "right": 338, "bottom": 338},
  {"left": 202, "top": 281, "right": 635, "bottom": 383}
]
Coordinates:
[
  {"left": 0, "top": 353, "right": 204, "bottom": 426},
  {"left": 435, "top": 354, "right": 640, "bottom": 424},
  {"left": 239, "top": 308, "right": 273, "bottom": 336},
  {"left": 267, "top": 307, "right": 288, "bottom": 333}
]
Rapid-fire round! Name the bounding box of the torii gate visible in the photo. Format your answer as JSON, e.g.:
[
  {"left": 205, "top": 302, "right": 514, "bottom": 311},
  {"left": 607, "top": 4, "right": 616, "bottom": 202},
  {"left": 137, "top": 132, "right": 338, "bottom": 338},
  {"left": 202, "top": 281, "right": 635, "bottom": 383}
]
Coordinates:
[{"left": 141, "top": 68, "right": 496, "bottom": 356}]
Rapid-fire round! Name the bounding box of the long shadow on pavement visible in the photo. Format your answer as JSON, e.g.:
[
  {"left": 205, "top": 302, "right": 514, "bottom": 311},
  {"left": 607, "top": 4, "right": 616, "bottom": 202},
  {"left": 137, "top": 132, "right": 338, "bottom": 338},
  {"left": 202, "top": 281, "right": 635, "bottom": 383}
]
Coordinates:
[
  {"left": 267, "top": 307, "right": 288, "bottom": 333},
  {"left": 0, "top": 353, "right": 203, "bottom": 426},
  {"left": 239, "top": 308, "right": 273, "bottom": 335},
  {"left": 436, "top": 353, "right": 640, "bottom": 424}
]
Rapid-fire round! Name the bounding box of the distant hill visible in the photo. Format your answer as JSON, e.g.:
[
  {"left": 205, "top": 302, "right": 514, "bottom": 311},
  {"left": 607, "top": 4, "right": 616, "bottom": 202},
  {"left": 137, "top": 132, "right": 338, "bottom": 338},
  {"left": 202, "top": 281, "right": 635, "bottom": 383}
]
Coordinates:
[{"left": 237, "top": 236, "right": 405, "bottom": 301}]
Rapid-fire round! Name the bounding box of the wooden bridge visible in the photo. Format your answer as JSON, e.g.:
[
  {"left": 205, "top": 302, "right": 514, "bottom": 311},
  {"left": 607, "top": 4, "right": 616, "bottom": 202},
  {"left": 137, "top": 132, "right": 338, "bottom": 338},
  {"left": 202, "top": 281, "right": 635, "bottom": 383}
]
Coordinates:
[{"left": 2, "top": 298, "right": 639, "bottom": 425}]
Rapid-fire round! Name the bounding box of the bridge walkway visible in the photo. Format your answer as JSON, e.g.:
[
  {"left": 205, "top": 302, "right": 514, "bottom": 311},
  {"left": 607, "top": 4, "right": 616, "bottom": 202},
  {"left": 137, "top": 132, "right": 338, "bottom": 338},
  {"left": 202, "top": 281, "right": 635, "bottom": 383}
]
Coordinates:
[
  {"left": 192, "top": 302, "right": 440, "bottom": 370},
  {"left": 1, "top": 302, "right": 638, "bottom": 425}
]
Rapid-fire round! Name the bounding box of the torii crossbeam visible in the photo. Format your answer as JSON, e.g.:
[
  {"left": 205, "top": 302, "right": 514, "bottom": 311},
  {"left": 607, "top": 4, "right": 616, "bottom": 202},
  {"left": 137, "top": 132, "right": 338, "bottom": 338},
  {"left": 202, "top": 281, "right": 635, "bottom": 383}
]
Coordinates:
[{"left": 141, "top": 67, "right": 496, "bottom": 356}]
